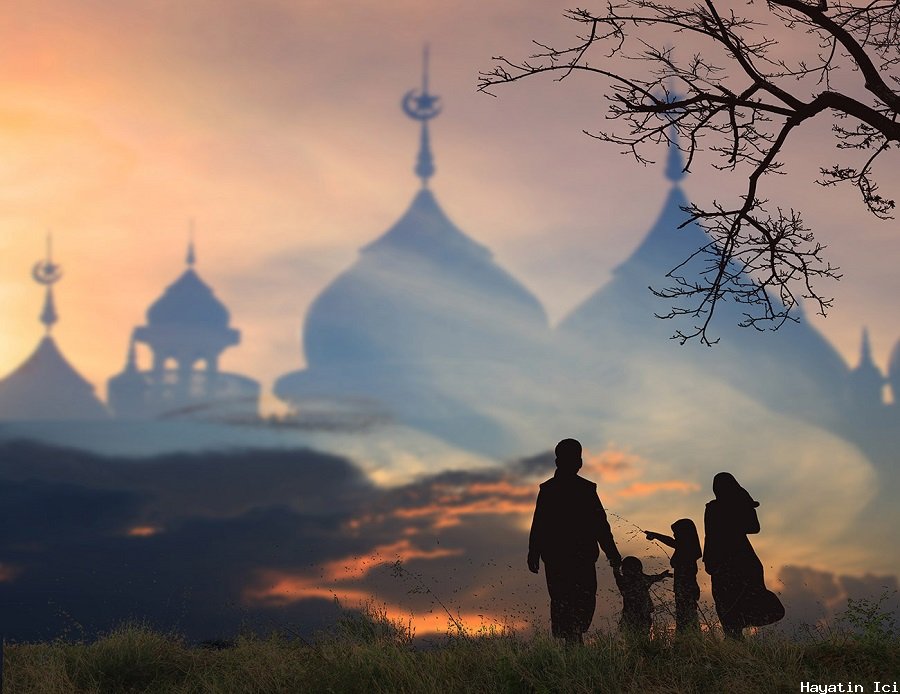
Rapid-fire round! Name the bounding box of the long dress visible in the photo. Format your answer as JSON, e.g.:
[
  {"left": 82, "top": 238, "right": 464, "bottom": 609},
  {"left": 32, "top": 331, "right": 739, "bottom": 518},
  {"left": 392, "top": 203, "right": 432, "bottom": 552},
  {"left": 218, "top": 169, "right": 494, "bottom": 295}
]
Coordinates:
[
  {"left": 671, "top": 558, "right": 700, "bottom": 632},
  {"left": 703, "top": 499, "right": 784, "bottom": 634}
]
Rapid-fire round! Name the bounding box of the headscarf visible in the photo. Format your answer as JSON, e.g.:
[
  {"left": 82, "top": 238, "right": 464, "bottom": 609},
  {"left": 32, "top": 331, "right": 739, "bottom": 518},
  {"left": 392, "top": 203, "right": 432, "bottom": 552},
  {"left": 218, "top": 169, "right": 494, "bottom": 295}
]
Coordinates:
[
  {"left": 712, "top": 472, "right": 759, "bottom": 508},
  {"left": 671, "top": 518, "right": 702, "bottom": 563}
]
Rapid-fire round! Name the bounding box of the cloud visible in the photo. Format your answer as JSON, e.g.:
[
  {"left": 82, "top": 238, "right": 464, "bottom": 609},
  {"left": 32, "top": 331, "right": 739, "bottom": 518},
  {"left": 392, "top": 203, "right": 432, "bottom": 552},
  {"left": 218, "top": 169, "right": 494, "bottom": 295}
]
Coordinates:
[
  {"left": 0, "top": 439, "right": 894, "bottom": 642},
  {"left": 776, "top": 565, "right": 900, "bottom": 631}
]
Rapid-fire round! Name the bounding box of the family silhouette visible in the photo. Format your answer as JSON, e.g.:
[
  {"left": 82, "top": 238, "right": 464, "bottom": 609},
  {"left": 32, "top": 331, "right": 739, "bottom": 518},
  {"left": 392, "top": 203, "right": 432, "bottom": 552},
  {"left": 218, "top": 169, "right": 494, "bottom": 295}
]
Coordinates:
[{"left": 527, "top": 438, "right": 784, "bottom": 642}]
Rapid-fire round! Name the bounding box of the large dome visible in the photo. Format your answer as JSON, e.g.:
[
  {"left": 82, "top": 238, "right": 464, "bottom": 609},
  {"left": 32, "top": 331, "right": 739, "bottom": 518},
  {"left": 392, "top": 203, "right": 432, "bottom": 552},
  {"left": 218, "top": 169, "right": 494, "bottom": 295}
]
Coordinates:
[
  {"left": 558, "top": 149, "right": 847, "bottom": 421},
  {"left": 302, "top": 188, "right": 548, "bottom": 367},
  {"left": 146, "top": 269, "right": 230, "bottom": 328}
]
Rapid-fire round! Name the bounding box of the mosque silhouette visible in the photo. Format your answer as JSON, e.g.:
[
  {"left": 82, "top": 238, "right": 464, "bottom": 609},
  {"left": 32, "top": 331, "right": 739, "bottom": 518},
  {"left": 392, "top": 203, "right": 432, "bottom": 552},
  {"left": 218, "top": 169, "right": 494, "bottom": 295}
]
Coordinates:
[{"left": 1, "top": 54, "right": 898, "bottom": 463}]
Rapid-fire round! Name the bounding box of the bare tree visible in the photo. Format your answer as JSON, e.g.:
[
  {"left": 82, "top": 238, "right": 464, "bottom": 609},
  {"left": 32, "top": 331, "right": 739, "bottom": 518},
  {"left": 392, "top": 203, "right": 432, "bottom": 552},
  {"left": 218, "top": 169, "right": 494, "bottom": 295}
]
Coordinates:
[{"left": 479, "top": 0, "right": 900, "bottom": 344}]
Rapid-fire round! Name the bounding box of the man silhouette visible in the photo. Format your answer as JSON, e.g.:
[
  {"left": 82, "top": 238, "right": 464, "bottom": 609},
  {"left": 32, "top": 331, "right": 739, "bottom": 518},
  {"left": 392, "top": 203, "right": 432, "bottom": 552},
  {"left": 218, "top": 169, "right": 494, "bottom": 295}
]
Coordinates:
[{"left": 528, "top": 438, "right": 621, "bottom": 643}]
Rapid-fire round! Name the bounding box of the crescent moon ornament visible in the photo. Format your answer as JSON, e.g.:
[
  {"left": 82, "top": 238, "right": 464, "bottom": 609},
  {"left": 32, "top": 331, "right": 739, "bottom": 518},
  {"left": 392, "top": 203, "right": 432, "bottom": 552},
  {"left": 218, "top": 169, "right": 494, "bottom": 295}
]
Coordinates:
[
  {"left": 32, "top": 260, "right": 62, "bottom": 286},
  {"left": 402, "top": 89, "right": 441, "bottom": 122}
]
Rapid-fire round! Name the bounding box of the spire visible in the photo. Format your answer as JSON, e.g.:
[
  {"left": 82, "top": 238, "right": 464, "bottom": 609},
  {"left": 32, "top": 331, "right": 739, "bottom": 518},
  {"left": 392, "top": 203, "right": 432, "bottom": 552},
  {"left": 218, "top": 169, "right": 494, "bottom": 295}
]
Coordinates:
[
  {"left": 187, "top": 219, "right": 196, "bottom": 267},
  {"left": 125, "top": 334, "right": 138, "bottom": 373},
  {"left": 401, "top": 44, "right": 441, "bottom": 187},
  {"left": 663, "top": 89, "right": 687, "bottom": 183},
  {"left": 31, "top": 233, "right": 63, "bottom": 334},
  {"left": 857, "top": 327, "right": 875, "bottom": 369},
  {"left": 665, "top": 130, "right": 687, "bottom": 183}
]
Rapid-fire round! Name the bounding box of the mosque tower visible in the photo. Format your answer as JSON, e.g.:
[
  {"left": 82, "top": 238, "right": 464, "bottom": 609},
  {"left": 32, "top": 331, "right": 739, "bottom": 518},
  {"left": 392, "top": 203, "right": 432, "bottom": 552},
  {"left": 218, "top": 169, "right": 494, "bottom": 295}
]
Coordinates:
[
  {"left": 107, "top": 232, "right": 260, "bottom": 420},
  {"left": 0, "top": 237, "right": 109, "bottom": 420},
  {"left": 275, "top": 49, "right": 549, "bottom": 453},
  {"left": 558, "top": 131, "right": 849, "bottom": 423}
]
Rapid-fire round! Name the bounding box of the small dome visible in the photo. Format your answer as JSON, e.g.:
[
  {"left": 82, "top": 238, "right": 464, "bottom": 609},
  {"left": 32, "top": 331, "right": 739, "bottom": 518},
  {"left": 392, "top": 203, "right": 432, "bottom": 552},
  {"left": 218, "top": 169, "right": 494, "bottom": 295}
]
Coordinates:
[
  {"left": 0, "top": 337, "right": 109, "bottom": 420},
  {"left": 146, "top": 269, "right": 230, "bottom": 329}
]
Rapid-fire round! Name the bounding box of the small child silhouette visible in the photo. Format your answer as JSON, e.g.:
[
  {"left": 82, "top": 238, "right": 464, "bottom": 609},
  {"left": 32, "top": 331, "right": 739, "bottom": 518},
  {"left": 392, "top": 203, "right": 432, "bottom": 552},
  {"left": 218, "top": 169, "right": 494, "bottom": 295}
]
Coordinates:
[
  {"left": 645, "top": 518, "right": 702, "bottom": 633},
  {"left": 613, "top": 556, "right": 670, "bottom": 636}
]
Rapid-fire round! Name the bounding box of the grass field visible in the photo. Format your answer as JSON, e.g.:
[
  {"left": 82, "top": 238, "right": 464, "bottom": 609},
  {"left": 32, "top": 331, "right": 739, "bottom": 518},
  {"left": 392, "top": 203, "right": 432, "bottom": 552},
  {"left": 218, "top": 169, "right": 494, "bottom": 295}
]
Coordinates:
[{"left": 4, "top": 599, "right": 898, "bottom": 694}]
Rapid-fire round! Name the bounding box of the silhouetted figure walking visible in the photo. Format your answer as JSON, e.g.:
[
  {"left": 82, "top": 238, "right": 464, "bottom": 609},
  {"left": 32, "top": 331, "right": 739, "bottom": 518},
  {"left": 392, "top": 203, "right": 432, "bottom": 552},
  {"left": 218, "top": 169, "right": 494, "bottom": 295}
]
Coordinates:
[
  {"left": 703, "top": 472, "right": 785, "bottom": 639},
  {"left": 645, "top": 518, "right": 702, "bottom": 633},
  {"left": 528, "top": 438, "right": 622, "bottom": 644},
  {"left": 613, "top": 556, "right": 670, "bottom": 636}
]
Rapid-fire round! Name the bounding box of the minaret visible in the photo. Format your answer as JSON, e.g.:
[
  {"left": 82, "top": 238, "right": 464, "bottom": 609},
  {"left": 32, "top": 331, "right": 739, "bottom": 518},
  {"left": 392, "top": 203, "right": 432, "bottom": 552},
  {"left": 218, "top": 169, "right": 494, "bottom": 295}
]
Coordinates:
[
  {"left": 106, "top": 335, "right": 147, "bottom": 418},
  {"left": 847, "top": 328, "right": 885, "bottom": 409},
  {"left": 108, "top": 226, "right": 259, "bottom": 420},
  {"left": 136, "top": 233, "right": 239, "bottom": 381}
]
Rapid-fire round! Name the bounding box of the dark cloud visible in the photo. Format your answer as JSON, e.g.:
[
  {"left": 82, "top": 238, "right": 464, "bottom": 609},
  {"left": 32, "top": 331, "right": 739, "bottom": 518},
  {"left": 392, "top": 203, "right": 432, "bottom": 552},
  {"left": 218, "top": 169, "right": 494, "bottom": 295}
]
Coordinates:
[
  {"left": 0, "top": 441, "right": 894, "bottom": 643},
  {"left": 776, "top": 565, "right": 899, "bottom": 633}
]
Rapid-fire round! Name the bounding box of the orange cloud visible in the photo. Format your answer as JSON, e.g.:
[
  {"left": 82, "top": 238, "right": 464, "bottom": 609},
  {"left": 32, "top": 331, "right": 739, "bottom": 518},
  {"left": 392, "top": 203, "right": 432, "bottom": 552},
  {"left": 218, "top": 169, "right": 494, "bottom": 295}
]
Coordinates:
[
  {"left": 241, "top": 528, "right": 531, "bottom": 637},
  {"left": 126, "top": 525, "right": 162, "bottom": 537},
  {"left": 582, "top": 447, "right": 642, "bottom": 483},
  {"left": 465, "top": 480, "right": 534, "bottom": 498},
  {"left": 0, "top": 563, "right": 22, "bottom": 583},
  {"left": 392, "top": 498, "right": 535, "bottom": 529},
  {"left": 616, "top": 480, "right": 701, "bottom": 498},
  {"left": 319, "top": 539, "right": 461, "bottom": 582},
  {"left": 244, "top": 572, "right": 527, "bottom": 636}
]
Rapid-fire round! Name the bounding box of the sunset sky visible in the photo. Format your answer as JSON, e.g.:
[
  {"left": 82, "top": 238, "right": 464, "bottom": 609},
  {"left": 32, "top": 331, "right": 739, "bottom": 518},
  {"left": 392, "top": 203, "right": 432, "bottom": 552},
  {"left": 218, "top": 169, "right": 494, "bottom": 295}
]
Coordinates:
[
  {"left": 1, "top": 0, "right": 899, "bottom": 410},
  {"left": 0, "top": 1, "right": 898, "bottom": 640}
]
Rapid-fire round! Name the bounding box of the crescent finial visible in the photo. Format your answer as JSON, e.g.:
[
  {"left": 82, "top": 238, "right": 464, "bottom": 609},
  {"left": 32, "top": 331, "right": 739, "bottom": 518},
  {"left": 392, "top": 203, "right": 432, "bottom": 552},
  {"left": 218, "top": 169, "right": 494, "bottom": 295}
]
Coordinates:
[
  {"left": 403, "top": 45, "right": 441, "bottom": 186},
  {"left": 32, "top": 232, "right": 63, "bottom": 286}
]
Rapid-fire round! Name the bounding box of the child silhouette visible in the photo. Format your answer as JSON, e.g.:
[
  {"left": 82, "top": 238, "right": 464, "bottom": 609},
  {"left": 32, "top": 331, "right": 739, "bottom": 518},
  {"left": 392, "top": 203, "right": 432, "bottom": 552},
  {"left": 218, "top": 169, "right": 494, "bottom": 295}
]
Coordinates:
[
  {"left": 645, "top": 518, "right": 702, "bottom": 633},
  {"left": 613, "top": 556, "right": 670, "bottom": 637}
]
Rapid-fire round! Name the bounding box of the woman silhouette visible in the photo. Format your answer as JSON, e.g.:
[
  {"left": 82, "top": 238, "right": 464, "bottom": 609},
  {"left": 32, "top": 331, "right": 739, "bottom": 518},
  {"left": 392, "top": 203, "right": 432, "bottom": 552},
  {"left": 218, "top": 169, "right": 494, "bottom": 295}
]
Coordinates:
[{"left": 703, "top": 472, "right": 784, "bottom": 638}]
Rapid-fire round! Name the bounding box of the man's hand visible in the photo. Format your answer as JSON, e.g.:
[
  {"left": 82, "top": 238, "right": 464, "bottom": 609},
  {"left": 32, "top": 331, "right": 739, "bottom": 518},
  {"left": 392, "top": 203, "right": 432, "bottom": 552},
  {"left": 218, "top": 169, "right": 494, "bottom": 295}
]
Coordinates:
[
  {"left": 609, "top": 555, "right": 622, "bottom": 569},
  {"left": 527, "top": 554, "right": 539, "bottom": 574}
]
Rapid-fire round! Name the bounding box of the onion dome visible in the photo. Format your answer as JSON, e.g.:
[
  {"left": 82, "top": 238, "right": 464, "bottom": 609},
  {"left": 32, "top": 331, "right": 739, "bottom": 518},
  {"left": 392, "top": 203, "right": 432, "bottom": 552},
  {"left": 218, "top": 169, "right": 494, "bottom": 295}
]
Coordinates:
[
  {"left": 301, "top": 187, "right": 546, "bottom": 368},
  {"left": 275, "top": 49, "right": 549, "bottom": 454},
  {"left": 288, "top": 47, "right": 547, "bottom": 372},
  {"left": 146, "top": 242, "right": 230, "bottom": 329},
  {"left": 134, "top": 238, "right": 239, "bottom": 363},
  {"left": 557, "top": 134, "right": 847, "bottom": 419}
]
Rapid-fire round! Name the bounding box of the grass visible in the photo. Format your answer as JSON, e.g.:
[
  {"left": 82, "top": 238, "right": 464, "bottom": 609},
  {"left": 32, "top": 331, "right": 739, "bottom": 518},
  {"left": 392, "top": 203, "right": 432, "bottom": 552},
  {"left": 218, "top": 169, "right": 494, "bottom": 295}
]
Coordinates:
[{"left": 4, "top": 604, "right": 899, "bottom": 694}]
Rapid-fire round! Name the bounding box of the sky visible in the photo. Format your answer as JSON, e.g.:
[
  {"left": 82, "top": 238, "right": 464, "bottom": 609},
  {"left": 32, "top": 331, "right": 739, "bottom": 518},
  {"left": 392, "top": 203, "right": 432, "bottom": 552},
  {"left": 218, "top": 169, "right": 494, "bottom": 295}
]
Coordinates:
[
  {"left": 1, "top": 0, "right": 899, "bottom": 411},
  {"left": 0, "top": 1, "right": 898, "bottom": 641}
]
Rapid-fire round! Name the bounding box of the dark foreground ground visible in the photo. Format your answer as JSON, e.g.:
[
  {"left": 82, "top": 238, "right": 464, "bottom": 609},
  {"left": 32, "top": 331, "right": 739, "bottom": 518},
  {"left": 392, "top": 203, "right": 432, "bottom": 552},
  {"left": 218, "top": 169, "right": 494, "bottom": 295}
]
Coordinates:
[{"left": 4, "top": 606, "right": 899, "bottom": 694}]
